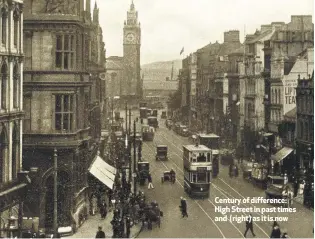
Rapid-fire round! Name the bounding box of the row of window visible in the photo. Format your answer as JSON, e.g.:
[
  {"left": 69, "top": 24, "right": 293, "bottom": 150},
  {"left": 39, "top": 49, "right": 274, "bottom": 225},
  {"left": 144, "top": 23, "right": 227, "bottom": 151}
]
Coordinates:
[
  {"left": 24, "top": 94, "right": 89, "bottom": 132},
  {"left": 0, "top": 63, "right": 20, "bottom": 110},
  {"left": 184, "top": 170, "right": 210, "bottom": 183},
  {"left": 297, "top": 117, "right": 314, "bottom": 142},
  {"left": 297, "top": 95, "right": 313, "bottom": 115},
  {"left": 271, "top": 109, "right": 282, "bottom": 123},
  {"left": 1, "top": 7, "right": 20, "bottom": 48},
  {"left": 271, "top": 88, "right": 282, "bottom": 104}
]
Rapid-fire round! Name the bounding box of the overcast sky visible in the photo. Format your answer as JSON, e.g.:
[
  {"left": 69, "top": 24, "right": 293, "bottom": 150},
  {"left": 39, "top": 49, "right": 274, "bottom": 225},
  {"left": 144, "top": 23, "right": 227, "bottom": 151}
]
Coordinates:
[{"left": 91, "top": 0, "right": 314, "bottom": 64}]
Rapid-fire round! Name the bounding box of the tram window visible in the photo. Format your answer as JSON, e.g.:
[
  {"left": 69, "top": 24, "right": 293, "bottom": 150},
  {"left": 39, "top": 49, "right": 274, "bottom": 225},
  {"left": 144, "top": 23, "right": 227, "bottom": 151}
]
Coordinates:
[
  {"left": 191, "top": 157, "right": 197, "bottom": 162},
  {"left": 197, "top": 153, "right": 206, "bottom": 162},
  {"left": 198, "top": 172, "right": 207, "bottom": 183},
  {"left": 191, "top": 173, "right": 197, "bottom": 182},
  {"left": 207, "top": 153, "right": 210, "bottom": 162}
]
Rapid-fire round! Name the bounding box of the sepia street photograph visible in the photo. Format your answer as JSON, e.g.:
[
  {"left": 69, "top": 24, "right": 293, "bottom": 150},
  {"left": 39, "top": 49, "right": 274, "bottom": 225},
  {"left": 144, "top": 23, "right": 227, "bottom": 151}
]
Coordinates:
[{"left": 0, "top": 0, "right": 314, "bottom": 238}]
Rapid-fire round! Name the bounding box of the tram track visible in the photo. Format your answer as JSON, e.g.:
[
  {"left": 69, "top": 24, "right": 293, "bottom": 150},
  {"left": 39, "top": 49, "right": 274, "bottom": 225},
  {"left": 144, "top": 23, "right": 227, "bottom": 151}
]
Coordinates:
[
  {"left": 142, "top": 141, "right": 227, "bottom": 238},
  {"left": 155, "top": 126, "right": 270, "bottom": 237},
  {"left": 143, "top": 135, "right": 246, "bottom": 238}
]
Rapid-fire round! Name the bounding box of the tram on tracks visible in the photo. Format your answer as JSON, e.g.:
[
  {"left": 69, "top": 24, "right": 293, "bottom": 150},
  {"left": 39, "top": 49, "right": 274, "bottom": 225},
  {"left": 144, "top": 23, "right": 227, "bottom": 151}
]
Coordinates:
[
  {"left": 183, "top": 144, "right": 212, "bottom": 198},
  {"left": 142, "top": 125, "right": 155, "bottom": 141},
  {"left": 197, "top": 133, "right": 220, "bottom": 178}
]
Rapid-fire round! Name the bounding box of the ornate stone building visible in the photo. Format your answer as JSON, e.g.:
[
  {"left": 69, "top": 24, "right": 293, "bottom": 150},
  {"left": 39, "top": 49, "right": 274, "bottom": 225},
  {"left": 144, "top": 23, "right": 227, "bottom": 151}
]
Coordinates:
[
  {"left": 122, "top": 1, "right": 142, "bottom": 102},
  {"left": 22, "top": 0, "right": 105, "bottom": 233},
  {"left": 0, "top": 1, "right": 29, "bottom": 237},
  {"left": 296, "top": 72, "right": 314, "bottom": 200}
]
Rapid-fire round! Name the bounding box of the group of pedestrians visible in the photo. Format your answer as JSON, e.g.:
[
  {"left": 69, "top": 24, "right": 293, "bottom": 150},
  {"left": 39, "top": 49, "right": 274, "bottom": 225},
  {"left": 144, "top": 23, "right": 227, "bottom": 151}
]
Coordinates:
[{"left": 243, "top": 214, "right": 289, "bottom": 238}]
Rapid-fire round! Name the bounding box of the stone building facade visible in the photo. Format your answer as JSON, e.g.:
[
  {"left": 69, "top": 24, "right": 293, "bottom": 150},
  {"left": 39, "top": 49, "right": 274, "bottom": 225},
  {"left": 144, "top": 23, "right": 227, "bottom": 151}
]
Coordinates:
[
  {"left": 0, "top": 0, "right": 29, "bottom": 237},
  {"left": 22, "top": 0, "right": 105, "bottom": 233},
  {"left": 295, "top": 72, "right": 314, "bottom": 206}
]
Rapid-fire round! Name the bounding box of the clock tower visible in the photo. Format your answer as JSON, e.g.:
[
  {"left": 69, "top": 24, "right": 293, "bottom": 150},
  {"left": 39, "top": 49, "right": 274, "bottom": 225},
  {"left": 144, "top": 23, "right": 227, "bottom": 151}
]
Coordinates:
[{"left": 123, "top": 0, "right": 142, "bottom": 100}]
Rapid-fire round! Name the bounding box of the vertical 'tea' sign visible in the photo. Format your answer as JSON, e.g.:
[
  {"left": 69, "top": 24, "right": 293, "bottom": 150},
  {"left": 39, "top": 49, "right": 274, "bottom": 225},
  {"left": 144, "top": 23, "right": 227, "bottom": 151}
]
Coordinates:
[{"left": 283, "top": 78, "right": 297, "bottom": 114}]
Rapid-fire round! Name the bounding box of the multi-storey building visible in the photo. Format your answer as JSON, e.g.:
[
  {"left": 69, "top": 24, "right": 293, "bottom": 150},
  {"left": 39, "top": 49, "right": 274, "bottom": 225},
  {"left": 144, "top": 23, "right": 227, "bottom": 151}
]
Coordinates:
[
  {"left": 0, "top": 1, "right": 29, "bottom": 237},
  {"left": 196, "top": 42, "right": 221, "bottom": 132},
  {"left": 105, "top": 56, "right": 124, "bottom": 99},
  {"left": 22, "top": 0, "right": 105, "bottom": 233},
  {"left": 207, "top": 31, "right": 242, "bottom": 136},
  {"left": 226, "top": 46, "right": 244, "bottom": 147},
  {"left": 296, "top": 72, "right": 314, "bottom": 188},
  {"left": 265, "top": 16, "right": 314, "bottom": 136},
  {"left": 241, "top": 25, "right": 279, "bottom": 157}
]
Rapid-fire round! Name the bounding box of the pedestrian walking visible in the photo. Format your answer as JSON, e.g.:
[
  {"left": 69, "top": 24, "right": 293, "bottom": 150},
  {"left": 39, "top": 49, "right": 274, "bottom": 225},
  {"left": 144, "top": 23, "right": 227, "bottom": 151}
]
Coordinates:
[
  {"left": 270, "top": 221, "right": 281, "bottom": 238},
  {"left": 179, "top": 197, "right": 188, "bottom": 217},
  {"left": 244, "top": 214, "right": 256, "bottom": 237},
  {"left": 148, "top": 173, "right": 154, "bottom": 189},
  {"left": 126, "top": 216, "right": 131, "bottom": 238},
  {"left": 95, "top": 226, "right": 105, "bottom": 238},
  {"left": 100, "top": 201, "right": 107, "bottom": 219}
]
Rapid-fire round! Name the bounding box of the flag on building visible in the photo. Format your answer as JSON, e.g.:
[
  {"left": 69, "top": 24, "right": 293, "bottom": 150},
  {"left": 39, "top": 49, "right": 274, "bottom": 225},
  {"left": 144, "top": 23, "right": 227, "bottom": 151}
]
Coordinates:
[{"left": 180, "top": 47, "right": 184, "bottom": 55}]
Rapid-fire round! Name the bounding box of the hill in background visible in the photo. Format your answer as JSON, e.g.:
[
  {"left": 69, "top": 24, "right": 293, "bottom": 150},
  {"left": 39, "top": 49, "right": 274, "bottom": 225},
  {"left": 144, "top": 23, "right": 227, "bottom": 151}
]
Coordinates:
[{"left": 141, "top": 59, "right": 181, "bottom": 91}]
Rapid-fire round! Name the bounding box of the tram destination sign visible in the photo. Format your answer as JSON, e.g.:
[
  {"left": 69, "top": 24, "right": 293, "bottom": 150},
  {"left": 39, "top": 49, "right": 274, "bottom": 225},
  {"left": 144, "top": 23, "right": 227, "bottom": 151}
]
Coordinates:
[{"left": 197, "top": 167, "right": 207, "bottom": 172}]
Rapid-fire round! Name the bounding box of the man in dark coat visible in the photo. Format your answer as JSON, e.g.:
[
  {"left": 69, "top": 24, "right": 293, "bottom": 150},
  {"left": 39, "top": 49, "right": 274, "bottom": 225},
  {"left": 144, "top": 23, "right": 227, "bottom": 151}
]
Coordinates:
[
  {"left": 126, "top": 216, "right": 131, "bottom": 238},
  {"left": 95, "top": 226, "right": 105, "bottom": 238},
  {"left": 244, "top": 214, "right": 256, "bottom": 237},
  {"left": 180, "top": 197, "right": 188, "bottom": 217},
  {"left": 101, "top": 201, "right": 107, "bottom": 219},
  {"left": 270, "top": 221, "right": 281, "bottom": 238}
]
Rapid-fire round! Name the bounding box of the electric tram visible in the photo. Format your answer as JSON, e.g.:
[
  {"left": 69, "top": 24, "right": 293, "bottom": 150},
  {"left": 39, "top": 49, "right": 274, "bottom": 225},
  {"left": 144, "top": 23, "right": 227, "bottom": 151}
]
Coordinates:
[
  {"left": 183, "top": 144, "right": 212, "bottom": 197},
  {"left": 197, "top": 133, "right": 220, "bottom": 178}
]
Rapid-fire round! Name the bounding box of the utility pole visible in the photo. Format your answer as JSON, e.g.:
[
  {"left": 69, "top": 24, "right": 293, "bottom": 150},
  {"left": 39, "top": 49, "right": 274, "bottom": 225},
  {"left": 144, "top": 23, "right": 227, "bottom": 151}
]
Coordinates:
[
  {"left": 125, "top": 102, "right": 128, "bottom": 134},
  {"left": 111, "top": 98, "right": 114, "bottom": 122},
  {"left": 53, "top": 148, "right": 58, "bottom": 238},
  {"left": 129, "top": 109, "right": 131, "bottom": 136},
  {"left": 133, "top": 120, "right": 137, "bottom": 195}
]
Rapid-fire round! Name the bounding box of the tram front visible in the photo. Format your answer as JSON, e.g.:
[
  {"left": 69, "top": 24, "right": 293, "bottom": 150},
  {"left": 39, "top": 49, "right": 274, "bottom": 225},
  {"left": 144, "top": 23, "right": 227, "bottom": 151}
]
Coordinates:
[{"left": 183, "top": 144, "right": 212, "bottom": 198}]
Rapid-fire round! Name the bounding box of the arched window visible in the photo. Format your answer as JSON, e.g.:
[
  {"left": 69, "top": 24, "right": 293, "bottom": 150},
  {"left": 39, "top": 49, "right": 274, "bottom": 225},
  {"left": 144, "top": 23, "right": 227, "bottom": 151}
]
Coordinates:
[
  {"left": 13, "top": 11, "right": 19, "bottom": 47},
  {"left": 1, "top": 8, "right": 7, "bottom": 45},
  {"left": 0, "top": 63, "right": 8, "bottom": 109},
  {"left": 274, "top": 89, "right": 278, "bottom": 104},
  {"left": 13, "top": 64, "right": 19, "bottom": 108},
  {"left": 278, "top": 89, "right": 281, "bottom": 104},
  {"left": 0, "top": 127, "right": 7, "bottom": 183},
  {"left": 11, "top": 123, "right": 19, "bottom": 180}
]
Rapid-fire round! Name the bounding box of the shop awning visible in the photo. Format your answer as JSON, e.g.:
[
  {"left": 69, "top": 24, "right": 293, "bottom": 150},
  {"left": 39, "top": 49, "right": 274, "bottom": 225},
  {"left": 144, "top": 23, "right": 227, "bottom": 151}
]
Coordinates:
[
  {"left": 89, "top": 156, "right": 117, "bottom": 189},
  {"left": 271, "top": 147, "right": 294, "bottom": 164}
]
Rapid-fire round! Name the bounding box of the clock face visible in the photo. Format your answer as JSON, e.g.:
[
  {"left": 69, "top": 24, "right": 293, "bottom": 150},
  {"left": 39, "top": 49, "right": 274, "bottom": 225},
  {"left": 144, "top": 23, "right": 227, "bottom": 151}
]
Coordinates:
[{"left": 126, "top": 33, "right": 135, "bottom": 42}]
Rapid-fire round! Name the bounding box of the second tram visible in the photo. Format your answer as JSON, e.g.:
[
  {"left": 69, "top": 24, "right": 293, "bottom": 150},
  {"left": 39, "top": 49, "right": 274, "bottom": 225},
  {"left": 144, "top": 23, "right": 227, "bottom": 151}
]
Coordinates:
[
  {"left": 183, "top": 144, "right": 212, "bottom": 197},
  {"left": 197, "top": 133, "right": 220, "bottom": 178}
]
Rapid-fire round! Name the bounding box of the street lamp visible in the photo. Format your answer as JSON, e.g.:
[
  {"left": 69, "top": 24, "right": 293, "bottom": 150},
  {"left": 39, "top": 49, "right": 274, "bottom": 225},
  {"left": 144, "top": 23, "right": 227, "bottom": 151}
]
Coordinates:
[{"left": 111, "top": 96, "right": 120, "bottom": 122}]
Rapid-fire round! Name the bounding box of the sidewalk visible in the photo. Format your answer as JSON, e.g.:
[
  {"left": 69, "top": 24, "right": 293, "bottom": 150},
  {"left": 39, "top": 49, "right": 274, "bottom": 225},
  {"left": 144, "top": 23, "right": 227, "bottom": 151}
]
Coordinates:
[
  {"left": 63, "top": 211, "right": 142, "bottom": 238},
  {"left": 234, "top": 159, "right": 314, "bottom": 211}
]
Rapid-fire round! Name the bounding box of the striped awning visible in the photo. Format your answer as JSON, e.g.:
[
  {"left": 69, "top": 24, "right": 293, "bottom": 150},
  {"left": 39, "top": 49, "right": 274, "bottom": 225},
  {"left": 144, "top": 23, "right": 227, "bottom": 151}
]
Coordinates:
[{"left": 89, "top": 156, "right": 117, "bottom": 189}]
